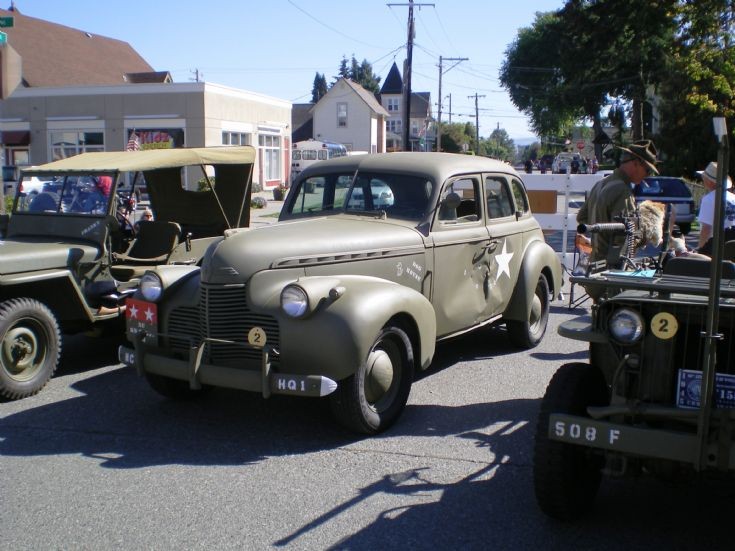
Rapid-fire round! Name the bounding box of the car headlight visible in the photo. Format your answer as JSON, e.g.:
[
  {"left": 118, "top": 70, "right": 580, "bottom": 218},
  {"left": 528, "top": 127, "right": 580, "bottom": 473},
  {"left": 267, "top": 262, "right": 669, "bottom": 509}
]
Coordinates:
[
  {"left": 281, "top": 285, "right": 309, "bottom": 318},
  {"left": 140, "top": 272, "right": 163, "bottom": 302},
  {"left": 608, "top": 308, "right": 644, "bottom": 344}
]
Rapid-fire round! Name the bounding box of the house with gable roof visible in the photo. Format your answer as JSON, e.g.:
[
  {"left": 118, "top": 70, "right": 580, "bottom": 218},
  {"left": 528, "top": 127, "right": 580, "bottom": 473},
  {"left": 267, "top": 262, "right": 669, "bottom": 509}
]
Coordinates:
[
  {"left": 378, "top": 62, "right": 434, "bottom": 152},
  {"left": 0, "top": 6, "right": 291, "bottom": 191},
  {"left": 312, "top": 77, "right": 389, "bottom": 154}
]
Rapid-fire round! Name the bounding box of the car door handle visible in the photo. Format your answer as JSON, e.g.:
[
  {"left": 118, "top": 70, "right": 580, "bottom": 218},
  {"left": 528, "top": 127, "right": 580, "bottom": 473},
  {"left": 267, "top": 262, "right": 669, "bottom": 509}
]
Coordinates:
[{"left": 485, "top": 240, "right": 499, "bottom": 253}]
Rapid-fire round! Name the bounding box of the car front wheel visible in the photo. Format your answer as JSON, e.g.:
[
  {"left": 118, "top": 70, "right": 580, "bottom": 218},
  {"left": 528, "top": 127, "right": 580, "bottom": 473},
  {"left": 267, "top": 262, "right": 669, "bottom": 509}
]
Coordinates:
[
  {"left": 330, "top": 323, "right": 414, "bottom": 434},
  {"left": 506, "top": 273, "right": 550, "bottom": 349},
  {"left": 534, "top": 362, "right": 608, "bottom": 520},
  {"left": 0, "top": 298, "right": 61, "bottom": 400}
]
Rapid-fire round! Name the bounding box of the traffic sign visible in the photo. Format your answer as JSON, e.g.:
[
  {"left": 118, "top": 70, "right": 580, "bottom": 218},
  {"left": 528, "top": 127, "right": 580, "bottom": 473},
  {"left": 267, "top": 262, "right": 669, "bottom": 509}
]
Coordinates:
[
  {"left": 576, "top": 141, "right": 585, "bottom": 150},
  {"left": 0, "top": 31, "right": 6, "bottom": 46},
  {"left": 0, "top": 16, "right": 14, "bottom": 28}
]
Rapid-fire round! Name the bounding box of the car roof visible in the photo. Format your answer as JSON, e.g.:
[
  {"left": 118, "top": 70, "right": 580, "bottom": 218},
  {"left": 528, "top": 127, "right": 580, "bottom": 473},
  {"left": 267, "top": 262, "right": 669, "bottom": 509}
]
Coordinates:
[
  {"left": 298, "top": 152, "right": 520, "bottom": 183},
  {"left": 22, "top": 146, "right": 256, "bottom": 174}
]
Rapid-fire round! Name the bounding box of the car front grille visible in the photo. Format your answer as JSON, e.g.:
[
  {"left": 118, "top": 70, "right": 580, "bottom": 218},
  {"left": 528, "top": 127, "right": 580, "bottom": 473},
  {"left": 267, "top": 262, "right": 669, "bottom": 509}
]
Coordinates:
[
  {"left": 605, "top": 300, "right": 735, "bottom": 406},
  {"left": 167, "top": 283, "right": 280, "bottom": 367}
]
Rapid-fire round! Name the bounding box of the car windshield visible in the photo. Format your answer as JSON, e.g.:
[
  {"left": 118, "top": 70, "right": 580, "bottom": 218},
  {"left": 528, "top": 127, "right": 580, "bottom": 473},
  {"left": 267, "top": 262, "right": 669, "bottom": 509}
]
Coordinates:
[
  {"left": 287, "top": 171, "right": 435, "bottom": 221},
  {"left": 637, "top": 177, "right": 691, "bottom": 198},
  {"left": 14, "top": 174, "right": 114, "bottom": 215}
]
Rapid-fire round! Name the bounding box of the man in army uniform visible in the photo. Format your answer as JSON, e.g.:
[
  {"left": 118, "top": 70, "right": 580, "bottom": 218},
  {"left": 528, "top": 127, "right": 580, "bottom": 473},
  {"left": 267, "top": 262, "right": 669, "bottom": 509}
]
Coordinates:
[{"left": 577, "top": 140, "right": 659, "bottom": 264}]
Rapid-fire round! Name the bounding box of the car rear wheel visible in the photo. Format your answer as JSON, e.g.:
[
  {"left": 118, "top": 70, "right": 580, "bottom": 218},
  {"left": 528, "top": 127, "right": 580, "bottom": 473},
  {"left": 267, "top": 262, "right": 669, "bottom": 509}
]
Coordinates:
[
  {"left": 534, "top": 362, "right": 608, "bottom": 520},
  {"left": 507, "top": 273, "right": 550, "bottom": 349},
  {"left": 0, "top": 298, "right": 61, "bottom": 400},
  {"left": 329, "top": 323, "right": 414, "bottom": 434}
]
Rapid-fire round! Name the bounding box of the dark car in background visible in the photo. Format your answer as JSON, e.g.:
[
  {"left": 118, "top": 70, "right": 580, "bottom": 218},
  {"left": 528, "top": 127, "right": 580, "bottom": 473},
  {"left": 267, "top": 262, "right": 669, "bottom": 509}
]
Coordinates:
[{"left": 634, "top": 176, "right": 695, "bottom": 234}]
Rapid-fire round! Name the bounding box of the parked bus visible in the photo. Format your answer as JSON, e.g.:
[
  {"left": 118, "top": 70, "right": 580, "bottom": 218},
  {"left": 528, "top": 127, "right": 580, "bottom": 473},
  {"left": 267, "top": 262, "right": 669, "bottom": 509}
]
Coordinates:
[{"left": 291, "top": 140, "right": 347, "bottom": 181}]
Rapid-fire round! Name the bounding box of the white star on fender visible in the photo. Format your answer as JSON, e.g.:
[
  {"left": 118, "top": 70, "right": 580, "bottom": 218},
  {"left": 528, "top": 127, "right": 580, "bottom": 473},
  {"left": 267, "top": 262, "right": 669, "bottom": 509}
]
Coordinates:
[
  {"left": 145, "top": 308, "right": 155, "bottom": 322},
  {"left": 128, "top": 304, "right": 138, "bottom": 320},
  {"left": 495, "top": 240, "right": 514, "bottom": 281}
]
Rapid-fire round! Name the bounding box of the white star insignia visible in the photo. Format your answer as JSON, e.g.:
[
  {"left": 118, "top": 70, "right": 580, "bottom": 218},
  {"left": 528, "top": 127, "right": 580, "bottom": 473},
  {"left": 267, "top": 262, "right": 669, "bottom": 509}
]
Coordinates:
[
  {"left": 145, "top": 308, "right": 155, "bottom": 322},
  {"left": 495, "top": 240, "right": 514, "bottom": 281},
  {"left": 128, "top": 304, "right": 138, "bottom": 320}
]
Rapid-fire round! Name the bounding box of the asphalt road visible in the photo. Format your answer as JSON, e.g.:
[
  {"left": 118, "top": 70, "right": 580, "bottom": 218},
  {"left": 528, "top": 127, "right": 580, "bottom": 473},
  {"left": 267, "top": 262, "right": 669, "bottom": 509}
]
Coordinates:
[{"left": 1, "top": 290, "right": 733, "bottom": 550}]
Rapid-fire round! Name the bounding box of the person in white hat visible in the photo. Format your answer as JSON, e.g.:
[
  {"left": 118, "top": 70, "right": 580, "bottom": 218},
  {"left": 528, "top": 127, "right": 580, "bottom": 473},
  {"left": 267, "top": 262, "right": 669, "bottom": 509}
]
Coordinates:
[{"left": 696, "top": 161, "right": 735, "bottom": 251}]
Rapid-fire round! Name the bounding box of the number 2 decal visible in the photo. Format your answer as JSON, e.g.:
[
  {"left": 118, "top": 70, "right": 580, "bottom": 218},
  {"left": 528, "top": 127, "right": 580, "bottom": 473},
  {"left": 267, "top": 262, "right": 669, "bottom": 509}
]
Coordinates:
[{"left": 651, "top": 312, "right": 678, "bottom": 340}]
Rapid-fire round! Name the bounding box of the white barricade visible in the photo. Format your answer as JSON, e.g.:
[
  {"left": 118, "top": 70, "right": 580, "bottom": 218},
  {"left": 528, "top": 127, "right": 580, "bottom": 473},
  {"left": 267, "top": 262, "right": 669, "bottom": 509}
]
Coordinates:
[{"left": 522, "top": 173, "right": 606, "bottom": 269}]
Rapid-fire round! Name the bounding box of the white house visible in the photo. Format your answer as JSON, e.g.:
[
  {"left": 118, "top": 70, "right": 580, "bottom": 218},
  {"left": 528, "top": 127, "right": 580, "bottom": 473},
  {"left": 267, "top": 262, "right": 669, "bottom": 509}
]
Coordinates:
[{"left": 312, "top": 78, "right": 388, "bottom": 154}]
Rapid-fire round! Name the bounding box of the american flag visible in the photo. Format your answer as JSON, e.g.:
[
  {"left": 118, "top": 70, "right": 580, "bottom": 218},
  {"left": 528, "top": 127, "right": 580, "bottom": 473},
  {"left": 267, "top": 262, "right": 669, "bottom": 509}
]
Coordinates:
[{"left": 126, "top": 130, "right": 140, "bottom": 151}]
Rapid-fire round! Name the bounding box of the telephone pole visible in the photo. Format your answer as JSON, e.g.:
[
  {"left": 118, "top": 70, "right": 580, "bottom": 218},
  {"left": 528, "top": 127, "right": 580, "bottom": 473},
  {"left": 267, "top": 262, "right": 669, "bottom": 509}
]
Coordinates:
[
  {"left": 468, "top": 93, "right": 485, "bottom": 155},
  {"left": 436, "top": 56, "right": 467, "bottom": 151},
  {"left": 388, "top": 1, "right": 434, "bottom": 151}
]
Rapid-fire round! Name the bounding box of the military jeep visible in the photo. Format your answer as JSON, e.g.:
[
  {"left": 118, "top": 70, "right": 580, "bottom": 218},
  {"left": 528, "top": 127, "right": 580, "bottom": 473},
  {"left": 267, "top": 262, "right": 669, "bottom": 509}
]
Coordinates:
[
  {"left": 533, "top": 126, "right": 734, "bottom": 520},
  {"left": 0, "top": 146, "right": 255, "bottom": 400},
  {"left": 119, "top": 152, "right": 562, "bottom": 434}
]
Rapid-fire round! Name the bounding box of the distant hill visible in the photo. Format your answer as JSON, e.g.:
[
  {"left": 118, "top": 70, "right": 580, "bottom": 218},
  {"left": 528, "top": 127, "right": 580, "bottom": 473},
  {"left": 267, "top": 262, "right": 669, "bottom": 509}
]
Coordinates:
[{"left": 514, "top": 137, "right": 538, "bottom": 146}]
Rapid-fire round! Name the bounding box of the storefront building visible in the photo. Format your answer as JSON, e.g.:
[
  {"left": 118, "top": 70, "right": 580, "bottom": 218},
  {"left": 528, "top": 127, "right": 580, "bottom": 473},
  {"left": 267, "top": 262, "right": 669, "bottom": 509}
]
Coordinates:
[{"left": 0, "top": 81, "right": 291, "bottom": 189}]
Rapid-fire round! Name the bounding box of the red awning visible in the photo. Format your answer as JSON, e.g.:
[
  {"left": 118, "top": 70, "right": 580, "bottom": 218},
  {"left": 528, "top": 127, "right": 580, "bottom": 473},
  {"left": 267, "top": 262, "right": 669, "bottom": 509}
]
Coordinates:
[{"left": 1, "top": 131, "right": 30, "bottom": 145}]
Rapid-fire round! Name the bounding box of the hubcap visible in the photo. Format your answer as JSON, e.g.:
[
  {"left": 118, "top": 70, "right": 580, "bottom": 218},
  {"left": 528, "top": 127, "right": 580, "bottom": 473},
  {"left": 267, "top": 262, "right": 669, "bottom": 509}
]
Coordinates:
[
  {"left": 2, "top": 321, "right": 46, "bottom": 381},
  {"left": 529, "top": 293, "right": 543, "bottom": 328},
  {"left": 365, "top": 349, "right": 394, "bottom": 404}
]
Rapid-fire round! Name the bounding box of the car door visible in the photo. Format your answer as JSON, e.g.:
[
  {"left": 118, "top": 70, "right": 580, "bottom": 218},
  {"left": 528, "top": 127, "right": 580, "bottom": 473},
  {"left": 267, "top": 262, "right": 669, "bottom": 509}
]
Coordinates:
[
  {"left": 484, "top": 174, "right": 525, "bottom": 317},
  {"left": 430, "top": 175, "right": 493, "bottom": 337}
]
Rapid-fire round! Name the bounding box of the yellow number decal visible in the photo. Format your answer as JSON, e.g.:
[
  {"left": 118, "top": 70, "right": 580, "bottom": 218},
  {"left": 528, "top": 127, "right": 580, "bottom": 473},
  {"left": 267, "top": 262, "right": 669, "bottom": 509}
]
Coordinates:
[{"left": 651, "top": 312, "right": 678, "bottom": 340}]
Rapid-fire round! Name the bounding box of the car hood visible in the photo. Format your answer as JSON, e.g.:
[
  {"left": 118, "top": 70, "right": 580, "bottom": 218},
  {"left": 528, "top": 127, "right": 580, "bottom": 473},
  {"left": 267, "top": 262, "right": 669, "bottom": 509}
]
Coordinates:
[
  {"left": 201, "top": 216, "right": 426, "bottom": 284},
  {"left": 0, "top": 237, "right": 100, "bottom": 276}
]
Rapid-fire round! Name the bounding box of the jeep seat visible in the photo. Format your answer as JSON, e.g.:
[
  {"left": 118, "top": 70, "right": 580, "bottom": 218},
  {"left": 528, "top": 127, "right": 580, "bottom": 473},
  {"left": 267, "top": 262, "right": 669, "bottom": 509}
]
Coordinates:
[
  {"left": 663, "top": 256, "right": 735, "bottom": 279},
  {"left": 111, "top": 220, "right": 181, "bottom": 280}
]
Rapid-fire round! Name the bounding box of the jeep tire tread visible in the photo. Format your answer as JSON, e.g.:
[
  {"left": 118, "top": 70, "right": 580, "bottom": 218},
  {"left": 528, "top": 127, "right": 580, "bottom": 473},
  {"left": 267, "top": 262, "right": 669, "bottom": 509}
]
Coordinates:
[
  {"left": 534, "top": 362, "right": 608, "bottom": 520},
  {"left": 507, "top": 273, "right": 550, "bottom": 349},
  {"left": 0, "top": 298, "right": 61, "bottom": 400},
  {"left": 330, "top": 323, "right": 414, "bottom": 434}
]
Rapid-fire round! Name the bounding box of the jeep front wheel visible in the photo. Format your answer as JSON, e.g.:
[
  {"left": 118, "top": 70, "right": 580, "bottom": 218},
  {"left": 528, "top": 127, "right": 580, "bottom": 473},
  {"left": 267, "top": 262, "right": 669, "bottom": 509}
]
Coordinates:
[
  {"left": 330, "top": 323, "right": 414, "bottom": 434},
  {"left": 507, "top": 273, "right": 550, "bottom": 349},
  {"left": 0, "top": 298, "right": 61, "bottom": 400},
  {"left": 534, "top": 362, "right": 608, "bottom": 520}
]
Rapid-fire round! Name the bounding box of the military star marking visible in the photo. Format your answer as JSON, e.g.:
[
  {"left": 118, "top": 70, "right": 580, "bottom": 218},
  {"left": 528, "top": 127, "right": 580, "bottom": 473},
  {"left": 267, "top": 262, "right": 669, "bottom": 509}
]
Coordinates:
[
  {"left": 495, "top": 240, "right": 514, "bottom": 281},
  {"left": 128, "top": 304, "right": 138, "bottom": 319}
]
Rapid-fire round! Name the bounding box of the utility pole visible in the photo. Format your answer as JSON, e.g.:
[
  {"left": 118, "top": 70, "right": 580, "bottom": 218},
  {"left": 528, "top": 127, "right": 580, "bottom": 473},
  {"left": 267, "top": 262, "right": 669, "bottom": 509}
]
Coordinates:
[
  {"left": 388, "top": 1, "right": 434, "bottom": 151},
  {"left": 436, "top": 56, "right": 467, "bottom": 152},
  {"left": 446, "top": 94, "right": 452, "bottom": 123},
  {"left": 190, "top": 68, "right": 202, "bottom": 82},
  {"left": 468, "top": 93, "right": 485, "bottom": 155}
]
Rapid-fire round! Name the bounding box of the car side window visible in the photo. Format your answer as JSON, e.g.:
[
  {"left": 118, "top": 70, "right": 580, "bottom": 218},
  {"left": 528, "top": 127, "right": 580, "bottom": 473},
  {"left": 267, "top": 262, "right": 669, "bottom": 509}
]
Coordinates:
[
  {"left": 438, "top": 177, "right": 480, "bottom": 223},
  {"left": 485, "top": 176, "right": 515, "bottom": 219},
  {"left": 510, "top": 178, "right": 529, "bottom": 214}
]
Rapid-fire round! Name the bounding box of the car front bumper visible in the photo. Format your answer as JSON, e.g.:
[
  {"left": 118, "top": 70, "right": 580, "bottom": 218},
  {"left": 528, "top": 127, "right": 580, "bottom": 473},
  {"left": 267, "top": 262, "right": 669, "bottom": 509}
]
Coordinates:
[{"left": 118, "top": 333, "right": 338, "bottom": 398}]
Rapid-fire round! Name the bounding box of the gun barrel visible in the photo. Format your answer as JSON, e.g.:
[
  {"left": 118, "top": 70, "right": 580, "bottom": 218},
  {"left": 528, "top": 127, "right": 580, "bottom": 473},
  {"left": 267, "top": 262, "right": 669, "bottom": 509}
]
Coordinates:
[{"left": 578, "top": 222, "right": 627, "bottom": 234}]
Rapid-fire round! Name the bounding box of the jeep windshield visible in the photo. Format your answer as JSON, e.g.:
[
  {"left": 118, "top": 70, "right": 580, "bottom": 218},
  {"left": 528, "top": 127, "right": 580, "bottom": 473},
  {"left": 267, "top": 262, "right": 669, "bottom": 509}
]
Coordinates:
[
  {"left": 13, "top": 173, "right": 115, "bottom": 216},
  {"left": 285, "top": 171, "right": 435, "bottom": 222}
]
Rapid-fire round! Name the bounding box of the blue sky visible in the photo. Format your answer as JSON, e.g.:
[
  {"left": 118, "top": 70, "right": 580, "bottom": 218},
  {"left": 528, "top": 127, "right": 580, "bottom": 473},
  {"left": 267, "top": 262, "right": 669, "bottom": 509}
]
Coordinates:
[{"left": 14, "top": 0, "right": 563, "bottom": 141}]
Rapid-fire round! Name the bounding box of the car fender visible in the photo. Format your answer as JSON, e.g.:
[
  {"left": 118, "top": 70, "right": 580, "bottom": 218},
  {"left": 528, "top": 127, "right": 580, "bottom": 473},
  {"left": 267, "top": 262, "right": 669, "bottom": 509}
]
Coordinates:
[
  {"left": 503, "top": 239, "right": 561, "bottom": 322},
  {"left": 248, "top": 272, "right": 437, "bottom": 380}
]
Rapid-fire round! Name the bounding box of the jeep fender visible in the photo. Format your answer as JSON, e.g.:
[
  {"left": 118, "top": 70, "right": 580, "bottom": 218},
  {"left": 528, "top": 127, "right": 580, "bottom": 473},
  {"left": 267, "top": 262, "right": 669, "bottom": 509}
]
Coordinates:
[
  {"left": 247, "top": 272, "right": 436, "bottom": 381},
  {"left": 503, "top": 239, "right": 561, "bottom": 322}
]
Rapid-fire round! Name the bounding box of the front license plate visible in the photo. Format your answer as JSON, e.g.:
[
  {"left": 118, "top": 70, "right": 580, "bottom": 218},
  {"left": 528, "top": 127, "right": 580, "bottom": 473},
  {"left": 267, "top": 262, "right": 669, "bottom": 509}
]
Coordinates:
[
  {"left": 677, "top": 369, "right": 735, "bottom": 409},
  {"left": 549, "top": 415, "right": 623, "bottom": 447}
]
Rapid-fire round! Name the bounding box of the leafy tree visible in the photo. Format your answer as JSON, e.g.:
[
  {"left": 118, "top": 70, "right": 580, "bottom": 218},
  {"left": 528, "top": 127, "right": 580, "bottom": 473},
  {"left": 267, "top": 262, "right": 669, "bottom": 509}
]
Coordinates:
[
  {"left": 656, "top": 1, "right": 735, "bottom": 176},
  {"left": 439, "top": 122, "right": 474, "bottom": 153},
  {"left": 331, "top": 55, "right": 381, "bottom": 93},
  {"left": 481, "top": 127, "right": 516, "bottom": 162},
  {"left": 311, "top": 72, "right": 328, "bottom": 103}
]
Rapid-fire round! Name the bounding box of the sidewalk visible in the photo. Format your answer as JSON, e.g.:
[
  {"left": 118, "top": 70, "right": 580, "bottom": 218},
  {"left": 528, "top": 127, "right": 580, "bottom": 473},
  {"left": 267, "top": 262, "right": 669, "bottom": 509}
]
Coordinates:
[{"left": 250, "top": 190, "right": 284, "bottom": 226}]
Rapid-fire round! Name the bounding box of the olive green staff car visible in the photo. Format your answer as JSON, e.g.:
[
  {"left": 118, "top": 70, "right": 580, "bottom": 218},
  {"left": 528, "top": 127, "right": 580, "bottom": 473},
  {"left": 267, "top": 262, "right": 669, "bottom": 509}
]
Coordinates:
[
  {"left": 119, "top": 153, "right": 562, "bottom": 434},
  {"left": 0, "top": 146, "right": 255, "bottom": 400}
]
